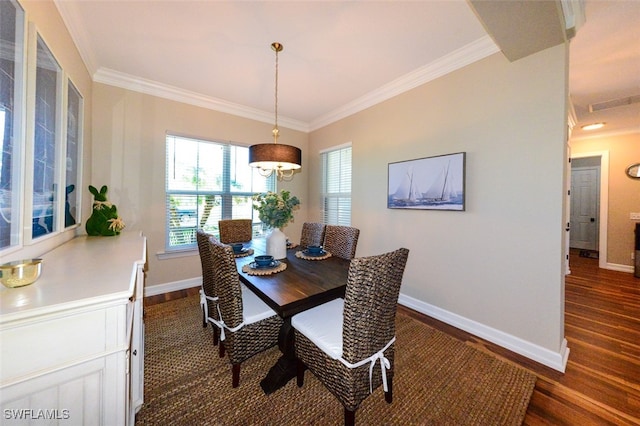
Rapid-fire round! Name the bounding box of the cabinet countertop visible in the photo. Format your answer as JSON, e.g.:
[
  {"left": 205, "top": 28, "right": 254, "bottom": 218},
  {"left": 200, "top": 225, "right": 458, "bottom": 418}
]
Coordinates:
[{"left": 0, "top": 232, "right": 146, "bottom": 324}]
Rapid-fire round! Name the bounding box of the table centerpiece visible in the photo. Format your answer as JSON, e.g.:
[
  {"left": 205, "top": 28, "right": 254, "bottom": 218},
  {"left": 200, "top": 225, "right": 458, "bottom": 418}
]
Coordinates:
[{"left": 252, "top": 190, "right": 300, "bottom": 259}]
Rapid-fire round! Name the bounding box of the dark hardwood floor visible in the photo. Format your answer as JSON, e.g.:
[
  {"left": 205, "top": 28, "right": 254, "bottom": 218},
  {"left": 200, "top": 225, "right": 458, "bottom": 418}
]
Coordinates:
[{"left": 145, "top": 250, "right": 640, "bottom": 425}]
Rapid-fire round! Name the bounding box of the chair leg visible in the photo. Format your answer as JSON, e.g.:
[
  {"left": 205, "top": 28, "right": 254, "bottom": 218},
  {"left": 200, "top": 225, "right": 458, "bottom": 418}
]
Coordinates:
[
  {"left": 296, "top": 358, "right": 305, "bottom": 387},
  {"left": 385, "top": 377, "right": 393, "bottom": 404},
  {"left": 202, "top": 308, "right": 207, "bottom": 328},
  {"left": 344, "top": 408, "right": 355, "bottom": 426},
  {"left": 232, "top": 363, "right": 241, "bottom": 388},
  {"left": 219, "top": 341, "right": 225, "bottom": 358},
  {"left": 212, "top": 327, "right": 219, "bottom": 346}
]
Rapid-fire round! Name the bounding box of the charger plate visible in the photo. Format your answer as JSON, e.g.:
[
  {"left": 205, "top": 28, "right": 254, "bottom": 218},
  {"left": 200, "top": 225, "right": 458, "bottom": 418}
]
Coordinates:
[
  {"left": 234, "top": 248, "right": 254, "bottom": 258},
  {"left": 242, "top": 261, "right": 287, "bottom": 275},
  {"left": 295, "top": 250, "right": 332, "bottom": 261}
]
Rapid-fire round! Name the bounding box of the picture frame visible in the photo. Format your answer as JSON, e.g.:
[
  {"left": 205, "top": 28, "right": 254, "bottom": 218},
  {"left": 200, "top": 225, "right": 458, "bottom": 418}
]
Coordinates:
[{"left": 388, "top": 152, "right": 466, "bottom": 211}]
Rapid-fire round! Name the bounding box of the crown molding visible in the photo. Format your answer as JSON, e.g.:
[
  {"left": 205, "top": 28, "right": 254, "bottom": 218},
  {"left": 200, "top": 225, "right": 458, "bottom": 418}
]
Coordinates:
[
  {"left": 53, "top": 0, "right": 97, "bottom": 76},
  {"left": 93, "top": 68, "right": 310, "bottom": 133},
  {"left": 571, "top": 126, "right": 640, "bottom": 141},
  {"left": 309, "top": 35, "right": 500, "bottom": 131},
  {"left": 93, "top": 36, "right": 498, "bottom": 134}
]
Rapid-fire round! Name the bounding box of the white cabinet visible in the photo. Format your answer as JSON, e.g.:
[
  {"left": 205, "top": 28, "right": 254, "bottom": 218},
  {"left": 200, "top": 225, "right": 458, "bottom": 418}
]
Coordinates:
[{"left": 0, "top": 233, "right": 146, "bottom": 425}]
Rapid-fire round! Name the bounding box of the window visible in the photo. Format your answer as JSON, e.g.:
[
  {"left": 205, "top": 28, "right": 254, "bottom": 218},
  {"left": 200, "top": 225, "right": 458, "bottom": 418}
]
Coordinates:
[
  {"left": 165, "top": 135, "right": 275, "bottom": 251},
  {"left": 321, "top": 144, "right": 352, "bottom": 225},
  {"left": 31, "top": 34, "right": 62, "bottom": 239},
  {"left": 0, "top": 0, "right": 25, "bottom": 250},
  {"left": 65, "top": 81, "right": 82, "bottom": 228}
]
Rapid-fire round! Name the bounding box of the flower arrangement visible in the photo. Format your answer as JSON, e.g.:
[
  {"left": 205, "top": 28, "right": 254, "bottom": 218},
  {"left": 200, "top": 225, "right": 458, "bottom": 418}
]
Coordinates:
[{"left": 252, "top": 190, "right": 300, "bottom": 230}]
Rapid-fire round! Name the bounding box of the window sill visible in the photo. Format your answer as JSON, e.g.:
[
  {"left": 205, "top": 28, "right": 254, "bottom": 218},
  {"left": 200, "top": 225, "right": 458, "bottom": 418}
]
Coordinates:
[{"left": 156, "top": 249, "right": 198, "bottom": 260}]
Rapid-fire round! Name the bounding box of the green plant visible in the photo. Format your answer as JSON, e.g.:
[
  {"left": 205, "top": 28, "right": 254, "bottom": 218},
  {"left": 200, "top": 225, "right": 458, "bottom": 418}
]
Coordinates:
[{"left": 252, "top": 190, "right": 300, "bottom": 229}]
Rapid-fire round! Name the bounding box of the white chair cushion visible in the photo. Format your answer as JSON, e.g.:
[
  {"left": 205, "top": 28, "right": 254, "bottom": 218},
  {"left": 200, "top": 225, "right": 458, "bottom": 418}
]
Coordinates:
[
  {"left": 241, "top": 286, "right": 277, "bottom": 324},
  {"left": 291, "top": 298, "right": 344, "bottom": 359}
]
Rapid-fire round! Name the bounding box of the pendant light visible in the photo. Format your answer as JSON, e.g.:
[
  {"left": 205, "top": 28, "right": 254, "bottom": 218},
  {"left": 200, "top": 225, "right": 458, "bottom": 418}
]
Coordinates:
[{"left": 249, "top": 42, "right": 301, "bottom": 181}]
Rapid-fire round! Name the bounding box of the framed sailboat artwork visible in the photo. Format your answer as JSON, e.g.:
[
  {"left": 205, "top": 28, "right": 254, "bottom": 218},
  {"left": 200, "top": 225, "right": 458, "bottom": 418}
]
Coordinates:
[{"left": 388, "top": 152, "right": 465, "bottom": 211}]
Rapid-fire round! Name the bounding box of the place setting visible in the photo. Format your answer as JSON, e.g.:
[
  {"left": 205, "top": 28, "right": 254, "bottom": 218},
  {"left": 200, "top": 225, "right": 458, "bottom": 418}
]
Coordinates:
[
  {"left": 242, "top": 255, "right": 287, "bottom": 275},
  {"left": 230, "top": 243, "right": 254, "bottom": 258},
  {"left": 295, "top": 245, "right": 332, "bottom": 261}
]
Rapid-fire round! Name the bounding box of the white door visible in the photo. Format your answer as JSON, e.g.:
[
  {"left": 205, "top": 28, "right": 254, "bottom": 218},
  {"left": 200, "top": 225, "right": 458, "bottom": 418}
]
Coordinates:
[{"left": 570, "top": 167, "right": 600, "bottom": 250}]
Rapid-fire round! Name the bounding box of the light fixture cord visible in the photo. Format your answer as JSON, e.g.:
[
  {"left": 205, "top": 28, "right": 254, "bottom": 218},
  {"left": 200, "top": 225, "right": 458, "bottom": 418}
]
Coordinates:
[{"left": 273, "top": 43, "right": 279, "bottom": 144}]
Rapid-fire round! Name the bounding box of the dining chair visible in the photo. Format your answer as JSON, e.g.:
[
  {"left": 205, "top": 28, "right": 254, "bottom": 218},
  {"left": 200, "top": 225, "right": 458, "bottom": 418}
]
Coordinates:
[
  {"left": 209, "top": 237, "right": 284, "bottom": 387},
  {"left": 299, "top": 222, "right": 326, "bottom": 248},
  {"left": 196, "top": 229, "right": 224, "bottom": 355},
  {"left": 291, "top": 247, "right": 409, "bottom": 426},
  {"left": 218, "top": 219, "right": 253, "bottom": 244},
  {"left": 323, "top": 225, "right": 360, "bottom": 260}
]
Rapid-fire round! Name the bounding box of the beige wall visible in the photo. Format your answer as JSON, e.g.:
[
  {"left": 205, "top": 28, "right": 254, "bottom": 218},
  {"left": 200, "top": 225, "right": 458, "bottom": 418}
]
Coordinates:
[
  {"left": 571, "top": 132, "right": 640, "bottom": 266},
  {"left": 310, "top": 46, "right": 569, "bottom": 356},
  {"left": 91, "top": 84, "right": 308, "bottom": 286}
]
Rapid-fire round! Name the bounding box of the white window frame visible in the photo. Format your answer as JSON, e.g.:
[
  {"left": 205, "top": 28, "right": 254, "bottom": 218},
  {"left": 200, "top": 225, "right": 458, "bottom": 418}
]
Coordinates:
[
  {"left": 0, "top": 0, "right": 26, "bottom": 253},
  {"left": 165, "top": 134, "right": 275, "bottom": 252},
  {"left": 24, "top": 25, "right": 65, "bottom": 243},
  {"left": 321, "top": 143, "right": 352, "bottom": 226}
]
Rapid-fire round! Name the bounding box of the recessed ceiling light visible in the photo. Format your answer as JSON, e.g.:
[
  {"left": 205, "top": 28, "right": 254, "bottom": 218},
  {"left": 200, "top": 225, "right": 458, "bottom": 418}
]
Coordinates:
[{"left": 581, "top": 122, "right": 605, "bottom": 131}]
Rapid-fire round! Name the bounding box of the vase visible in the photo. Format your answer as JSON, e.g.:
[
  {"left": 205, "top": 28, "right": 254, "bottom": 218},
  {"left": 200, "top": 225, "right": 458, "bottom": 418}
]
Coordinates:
[{"left": 266, "top": 228, "right": 287, "bottom": 260}]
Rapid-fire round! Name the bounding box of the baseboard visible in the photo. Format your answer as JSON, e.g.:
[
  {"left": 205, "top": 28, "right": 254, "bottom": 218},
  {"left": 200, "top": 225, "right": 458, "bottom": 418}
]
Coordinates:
[
  {"left": 144, "top": 278, "right": 200, "bottom": 297},
  {"left": 398, "top": 293, "right": 569, "bottom": 373},
  {"left": 604, "top": 262, "right": 634, "bottom": 273}
]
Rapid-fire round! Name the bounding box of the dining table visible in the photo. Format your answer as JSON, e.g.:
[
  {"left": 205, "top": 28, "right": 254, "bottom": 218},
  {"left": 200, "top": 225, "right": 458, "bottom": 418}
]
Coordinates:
[{"left": 234, "top": 238, "right": 351, "bottom": 394}]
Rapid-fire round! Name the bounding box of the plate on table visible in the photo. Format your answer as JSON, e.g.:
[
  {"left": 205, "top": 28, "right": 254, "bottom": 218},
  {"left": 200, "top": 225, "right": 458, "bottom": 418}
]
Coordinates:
[
  {"left": 249, "top": 260, "right": 281, "bottom": 270},
  {"left": 235, "top": 248, "right": 250, "bottom": 254},
  {"left": 302, "top": 250, "right": 327, "bottom": 257}
]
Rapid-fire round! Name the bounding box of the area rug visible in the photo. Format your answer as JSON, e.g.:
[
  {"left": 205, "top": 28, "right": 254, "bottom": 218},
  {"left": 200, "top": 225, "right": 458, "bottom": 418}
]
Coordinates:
[{"left": 135, "top": 295, "right": 536, "bottom": 425}]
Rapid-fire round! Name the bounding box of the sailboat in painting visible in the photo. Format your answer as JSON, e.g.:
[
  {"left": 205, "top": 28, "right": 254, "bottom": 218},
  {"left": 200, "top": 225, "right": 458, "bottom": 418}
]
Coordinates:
[
  {"left": 388, "top": 154, "right": 464, "bottom": 210},
  {"left": 422, "top": 161, "right": 455, "bottom": 203},
  {"left": 390, "top": 166, "right": 423, "bottom": 205}
]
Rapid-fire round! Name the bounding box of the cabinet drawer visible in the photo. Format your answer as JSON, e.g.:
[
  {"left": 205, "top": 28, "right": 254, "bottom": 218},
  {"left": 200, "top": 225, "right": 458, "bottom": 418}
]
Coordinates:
[{"left": 0, "top": 305, "right": 127, "bottom": 385}]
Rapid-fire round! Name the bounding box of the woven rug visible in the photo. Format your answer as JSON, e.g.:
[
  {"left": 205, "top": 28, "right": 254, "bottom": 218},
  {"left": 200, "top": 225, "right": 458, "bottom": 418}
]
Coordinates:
[{"left": 135, "top": 296, "right": 536, "bottom": 425}]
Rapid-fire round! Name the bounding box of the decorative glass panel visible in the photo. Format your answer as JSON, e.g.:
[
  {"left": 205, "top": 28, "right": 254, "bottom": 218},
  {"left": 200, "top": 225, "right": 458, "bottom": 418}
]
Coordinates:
[
  {"left": 31, "top": 34, "right": 61, "bottom": 238},
  {"left": 65, "top": 81, "right": 82, "bottom": 228},
  {"left": 0, "top": 0, "right": 25, "bottom": 250}
]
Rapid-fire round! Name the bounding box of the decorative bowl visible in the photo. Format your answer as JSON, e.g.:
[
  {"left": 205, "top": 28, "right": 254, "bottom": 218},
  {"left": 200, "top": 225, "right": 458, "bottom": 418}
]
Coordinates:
[
  {"left": 307, "top": 245, "right": 323, "bottom": 254},
  {"left": 0, "top": 259, "right": 43, "bottom": 288},
  {"left": 231, "top": 243, "right": 244, "bottom": 253},
  {"left": 254, "top": 255, "right": 274, "bottom": 267}
]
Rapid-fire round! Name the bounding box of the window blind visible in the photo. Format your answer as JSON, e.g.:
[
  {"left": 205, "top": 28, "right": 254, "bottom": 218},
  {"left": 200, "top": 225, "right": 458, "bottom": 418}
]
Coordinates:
[{"left": 321, "top": 146, "right": 352, "bottom": 225}]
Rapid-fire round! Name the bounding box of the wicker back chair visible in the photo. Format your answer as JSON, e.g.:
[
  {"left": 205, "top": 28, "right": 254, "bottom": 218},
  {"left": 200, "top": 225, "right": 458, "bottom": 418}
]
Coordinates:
[
  {"left": 196, "top": 230, "right": 224, "bottom": 355},
  {"left": 300, "top": 222, "right": 326, "bottom": 248},
  {"left": 323, "top": 225, "right": 360, "bottom": 260},
  {"left": 218, "top": 219, "right": 253, "bottom": 243},
  {"left": 292, "top": 247, "right": 409, "bottom": 426},
  {"left": 209, "top": 237, "right": 283, "bottom": 387}
]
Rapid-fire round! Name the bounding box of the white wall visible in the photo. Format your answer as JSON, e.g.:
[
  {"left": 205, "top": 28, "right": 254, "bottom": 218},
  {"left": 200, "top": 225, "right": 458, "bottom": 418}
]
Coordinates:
[{"left": 309, "top": 47, "right": 569, "bottom": 370}]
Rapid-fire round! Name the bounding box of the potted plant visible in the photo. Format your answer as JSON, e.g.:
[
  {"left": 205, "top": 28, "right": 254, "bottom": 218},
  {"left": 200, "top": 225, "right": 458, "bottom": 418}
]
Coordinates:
[{"left": 252, "top": 190, "right": 300, "bottom": 259}]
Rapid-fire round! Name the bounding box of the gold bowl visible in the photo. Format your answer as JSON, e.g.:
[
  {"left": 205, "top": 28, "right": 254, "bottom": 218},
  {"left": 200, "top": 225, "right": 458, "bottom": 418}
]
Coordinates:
[{"left": 0, "top": 259, "right": 43, "bottom": 288}]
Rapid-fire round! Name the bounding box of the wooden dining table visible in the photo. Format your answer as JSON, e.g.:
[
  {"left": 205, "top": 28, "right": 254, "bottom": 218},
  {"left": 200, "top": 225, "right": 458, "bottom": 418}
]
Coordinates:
[{"left": 235, "top": 239, "right": 351, "bottom": 394}]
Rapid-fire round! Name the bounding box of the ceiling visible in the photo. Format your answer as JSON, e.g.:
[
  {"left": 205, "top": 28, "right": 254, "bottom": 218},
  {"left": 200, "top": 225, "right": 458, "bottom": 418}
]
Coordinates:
[{"left": 54, "top": 0, "right": 639, "bottom": 139}]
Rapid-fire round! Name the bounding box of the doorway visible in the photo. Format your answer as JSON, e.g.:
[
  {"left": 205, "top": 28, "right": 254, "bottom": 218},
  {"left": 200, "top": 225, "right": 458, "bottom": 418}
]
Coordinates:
[
  {"left": 569, "top": 151, "right": 610, "bottom": 269},
  {"left": 570, "top": 158, "right": 600, "bottom": 252}
]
